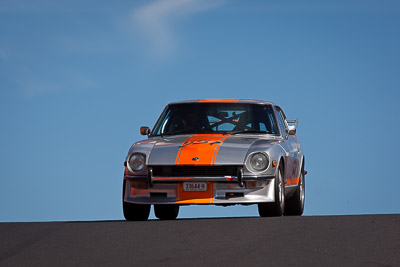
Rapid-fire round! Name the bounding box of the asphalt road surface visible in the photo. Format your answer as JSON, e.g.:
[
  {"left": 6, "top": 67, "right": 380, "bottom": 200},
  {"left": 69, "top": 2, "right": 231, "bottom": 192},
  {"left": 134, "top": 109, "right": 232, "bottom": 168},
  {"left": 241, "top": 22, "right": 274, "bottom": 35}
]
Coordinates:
[{"left": 1, "top": 214, "right": 399, "bottom": 267}]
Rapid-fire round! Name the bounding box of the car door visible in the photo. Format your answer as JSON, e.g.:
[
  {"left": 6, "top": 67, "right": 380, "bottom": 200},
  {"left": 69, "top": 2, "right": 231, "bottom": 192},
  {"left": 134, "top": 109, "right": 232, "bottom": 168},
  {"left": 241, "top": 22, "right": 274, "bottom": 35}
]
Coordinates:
[{"left": 274, "top": 106, "right": 300, "bottom": 182}]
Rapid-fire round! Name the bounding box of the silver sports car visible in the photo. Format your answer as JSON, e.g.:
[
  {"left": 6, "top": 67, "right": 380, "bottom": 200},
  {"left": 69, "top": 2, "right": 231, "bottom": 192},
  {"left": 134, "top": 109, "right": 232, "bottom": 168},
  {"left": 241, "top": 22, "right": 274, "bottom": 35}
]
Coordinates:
[{"left": 123, "top": 99, "right": 306, "bottom": 220}]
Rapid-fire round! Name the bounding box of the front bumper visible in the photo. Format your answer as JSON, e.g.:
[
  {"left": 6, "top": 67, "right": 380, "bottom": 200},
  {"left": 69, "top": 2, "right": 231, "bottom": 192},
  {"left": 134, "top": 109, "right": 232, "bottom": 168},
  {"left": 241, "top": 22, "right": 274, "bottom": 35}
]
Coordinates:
[{"left": 123, "top": 175, "right": 276, "bottom": 205}]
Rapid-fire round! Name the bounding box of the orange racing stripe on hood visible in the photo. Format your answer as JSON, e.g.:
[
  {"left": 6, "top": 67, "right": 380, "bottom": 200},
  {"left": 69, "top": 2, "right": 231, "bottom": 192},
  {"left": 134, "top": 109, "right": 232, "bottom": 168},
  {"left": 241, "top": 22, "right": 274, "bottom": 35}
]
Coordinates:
[{"left": 175, "top": 134, "right": 230, "bottom": 165}]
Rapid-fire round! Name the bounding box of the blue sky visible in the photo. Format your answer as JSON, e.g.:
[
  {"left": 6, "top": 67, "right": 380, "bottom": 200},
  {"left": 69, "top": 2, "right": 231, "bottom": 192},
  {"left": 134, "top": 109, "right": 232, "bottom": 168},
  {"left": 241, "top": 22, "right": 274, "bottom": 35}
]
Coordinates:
[{"left": 1, "top": 0, "right": 399, "bottom": 222}]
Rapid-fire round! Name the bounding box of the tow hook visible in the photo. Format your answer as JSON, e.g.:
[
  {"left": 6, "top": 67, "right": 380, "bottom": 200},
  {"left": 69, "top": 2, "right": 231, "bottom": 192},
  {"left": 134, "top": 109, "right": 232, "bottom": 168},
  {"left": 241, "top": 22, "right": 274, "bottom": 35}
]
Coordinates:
[
  {"left": 237, "top": 167, "right": 244, "bottom": 187},
  {"left": 148, "top": 167, "right": 154, "bottom": 188}
]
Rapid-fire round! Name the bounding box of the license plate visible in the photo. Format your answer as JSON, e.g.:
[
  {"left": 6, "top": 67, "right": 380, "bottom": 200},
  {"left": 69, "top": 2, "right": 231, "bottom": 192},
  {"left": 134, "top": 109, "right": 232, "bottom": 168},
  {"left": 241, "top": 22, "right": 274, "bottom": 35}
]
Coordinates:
[{"left": 183, "top": 182, "right": 207, "bottom": 192}]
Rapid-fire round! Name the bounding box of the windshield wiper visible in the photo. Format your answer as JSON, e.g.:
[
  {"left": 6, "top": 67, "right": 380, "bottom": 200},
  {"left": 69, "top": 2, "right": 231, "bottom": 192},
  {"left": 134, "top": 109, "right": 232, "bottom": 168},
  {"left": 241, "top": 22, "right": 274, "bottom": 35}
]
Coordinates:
[{"left": 228, "top": 130, "right": 270, "bottom": 135}]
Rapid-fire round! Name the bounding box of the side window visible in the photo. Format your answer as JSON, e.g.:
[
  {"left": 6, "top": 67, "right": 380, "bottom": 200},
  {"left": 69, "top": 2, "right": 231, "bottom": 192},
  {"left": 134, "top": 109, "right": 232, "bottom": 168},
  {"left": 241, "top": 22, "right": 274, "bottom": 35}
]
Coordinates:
[
  {"left": 267, "top": 112, "right": 278, "bottom": 134},
  {"left": 275, "top": 108, "right": 287, "bottom": 136}
]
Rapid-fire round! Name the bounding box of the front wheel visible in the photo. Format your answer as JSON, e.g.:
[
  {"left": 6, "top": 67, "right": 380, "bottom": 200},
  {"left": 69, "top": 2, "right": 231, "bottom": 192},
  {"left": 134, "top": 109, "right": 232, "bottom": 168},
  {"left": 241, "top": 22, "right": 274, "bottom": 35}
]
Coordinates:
[
  {"left": 123, "top": 202, "right": 151, "bottom": 221},
  {"left": 258, "top": 165, "right": 285, "bottom": 217},
  {"left": 154, "top": 204, "right": 179, "bottom": 220},
  {"left": 284, "top": 170, "right": 305, "bottom": 216},
  {"left": 123, "top": 182, "right": 150, "bottom": 221}
]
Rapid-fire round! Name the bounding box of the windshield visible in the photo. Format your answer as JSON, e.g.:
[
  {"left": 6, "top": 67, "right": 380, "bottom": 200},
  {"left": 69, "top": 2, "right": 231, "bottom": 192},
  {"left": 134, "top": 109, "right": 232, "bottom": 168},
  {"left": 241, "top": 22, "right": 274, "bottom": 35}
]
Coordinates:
[{"left": 151, "top": 103, "right": 279, "bottom": 136}]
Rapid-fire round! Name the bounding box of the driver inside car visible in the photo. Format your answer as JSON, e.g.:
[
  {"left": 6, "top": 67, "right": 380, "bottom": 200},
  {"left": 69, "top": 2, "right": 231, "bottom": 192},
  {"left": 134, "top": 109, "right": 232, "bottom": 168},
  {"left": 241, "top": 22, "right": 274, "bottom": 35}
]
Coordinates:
[{"left": 171, "top": 111, "right": 211, "bottom": 133}]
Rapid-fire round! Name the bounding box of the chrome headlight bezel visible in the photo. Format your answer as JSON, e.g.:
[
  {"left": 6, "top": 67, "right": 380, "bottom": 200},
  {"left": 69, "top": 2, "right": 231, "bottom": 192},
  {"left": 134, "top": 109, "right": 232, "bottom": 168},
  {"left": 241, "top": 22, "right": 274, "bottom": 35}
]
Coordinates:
[
  {"left": 247, "top": 152, "right": 269, "bottom": 173},
  {"left": 127, "top": 153, "right": 146, "bottom": 173}
]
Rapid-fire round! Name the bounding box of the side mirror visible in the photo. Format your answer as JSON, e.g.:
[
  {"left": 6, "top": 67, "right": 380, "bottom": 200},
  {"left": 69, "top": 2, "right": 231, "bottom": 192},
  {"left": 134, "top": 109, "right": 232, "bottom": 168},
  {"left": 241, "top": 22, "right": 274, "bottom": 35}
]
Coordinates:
[
  {"left": 140, "top": 126, "right": 150, "bottom": 136},
  {"left": 287, "top": 125, "right": 296, "bottom": 135},
  {"left": 286, "top": 118, "right": 298, "bottom": 136}
]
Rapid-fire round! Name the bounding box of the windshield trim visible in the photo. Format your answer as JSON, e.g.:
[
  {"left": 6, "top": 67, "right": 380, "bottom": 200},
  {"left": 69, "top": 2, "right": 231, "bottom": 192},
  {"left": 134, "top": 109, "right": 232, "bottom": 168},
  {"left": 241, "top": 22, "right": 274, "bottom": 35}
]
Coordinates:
[{"left": 150, "top": 103, "right": 279, "bottom": 137}]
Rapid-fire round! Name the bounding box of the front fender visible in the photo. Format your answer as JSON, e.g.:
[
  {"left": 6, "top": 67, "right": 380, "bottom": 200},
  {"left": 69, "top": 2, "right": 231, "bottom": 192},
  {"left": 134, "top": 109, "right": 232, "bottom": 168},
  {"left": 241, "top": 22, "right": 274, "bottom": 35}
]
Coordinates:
[{"left": 243, "top": 139, "right": 287, "bottom": 177}]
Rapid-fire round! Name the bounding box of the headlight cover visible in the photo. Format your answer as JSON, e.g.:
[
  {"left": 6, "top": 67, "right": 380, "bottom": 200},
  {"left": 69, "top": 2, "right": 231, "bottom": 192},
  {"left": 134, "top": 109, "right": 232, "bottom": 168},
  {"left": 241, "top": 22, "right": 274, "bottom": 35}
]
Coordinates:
[
  {"left": 128, "top": 153, "right": 146, "bottom": 172},
  {"left": 249, "top": 152, "right": 269, "bottom": 172}
]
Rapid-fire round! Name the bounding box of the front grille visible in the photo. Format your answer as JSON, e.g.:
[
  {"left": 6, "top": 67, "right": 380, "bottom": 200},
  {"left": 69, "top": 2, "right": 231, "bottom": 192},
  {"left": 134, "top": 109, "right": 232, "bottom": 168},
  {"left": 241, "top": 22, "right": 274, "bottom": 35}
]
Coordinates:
[{"left": 150, "top": 165, "right": 241, "bottom": 177}]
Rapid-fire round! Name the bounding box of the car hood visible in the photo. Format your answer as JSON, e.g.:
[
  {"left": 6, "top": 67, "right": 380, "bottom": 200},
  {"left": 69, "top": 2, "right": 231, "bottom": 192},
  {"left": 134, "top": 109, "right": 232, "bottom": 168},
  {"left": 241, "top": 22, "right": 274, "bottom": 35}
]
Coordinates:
[{"left": 132, "top": 134, "right": 278, "bottom": 165}]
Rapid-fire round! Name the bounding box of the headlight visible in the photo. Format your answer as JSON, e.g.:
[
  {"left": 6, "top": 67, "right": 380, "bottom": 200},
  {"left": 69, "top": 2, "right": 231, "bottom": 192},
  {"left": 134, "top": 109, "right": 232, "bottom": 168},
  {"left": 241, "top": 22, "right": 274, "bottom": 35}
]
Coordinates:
[
  {"left": 249, "top": 152, "right": 269, "bottom": 172},
  {"left": 128, "top": 153, "right": 146, "bottom": 172}
]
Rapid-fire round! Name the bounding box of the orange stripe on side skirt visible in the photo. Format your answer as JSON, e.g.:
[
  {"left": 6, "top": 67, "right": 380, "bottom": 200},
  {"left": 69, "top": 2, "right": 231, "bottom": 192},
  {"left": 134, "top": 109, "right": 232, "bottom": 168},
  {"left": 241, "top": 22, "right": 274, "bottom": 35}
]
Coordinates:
[
  {"left": 176, "top": 134, "right": 229, "bottom": 165},
  {"left": 286, "top": 177, "right": 300, "bottom": 186}
]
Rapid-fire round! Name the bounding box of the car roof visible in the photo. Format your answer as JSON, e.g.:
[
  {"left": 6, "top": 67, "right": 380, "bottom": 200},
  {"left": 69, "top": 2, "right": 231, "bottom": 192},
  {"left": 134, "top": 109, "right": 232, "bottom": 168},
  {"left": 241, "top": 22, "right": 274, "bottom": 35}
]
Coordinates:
[{"left": 169, "top": 99, "right": 276, "bottom": 105}]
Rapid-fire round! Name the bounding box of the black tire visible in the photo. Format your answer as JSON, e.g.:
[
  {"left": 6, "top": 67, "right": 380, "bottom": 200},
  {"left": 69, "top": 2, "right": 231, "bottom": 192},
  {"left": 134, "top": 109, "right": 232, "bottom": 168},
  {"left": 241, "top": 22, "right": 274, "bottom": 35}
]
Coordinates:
[
  {"left": 154, "top": 204, "right": 180, "bottom": 220},
  {"left": 123, "top": 182, "right": 150, "bottom": 221},
  {"left": 258, "top": 165, "right": 285, "bottom": 217},
  {"left": 284, "top": 169, "right": 305, "bottom": 216}
]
